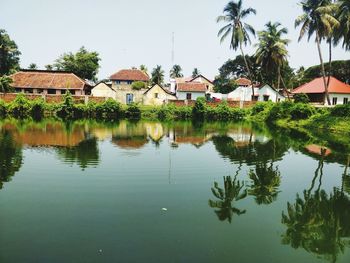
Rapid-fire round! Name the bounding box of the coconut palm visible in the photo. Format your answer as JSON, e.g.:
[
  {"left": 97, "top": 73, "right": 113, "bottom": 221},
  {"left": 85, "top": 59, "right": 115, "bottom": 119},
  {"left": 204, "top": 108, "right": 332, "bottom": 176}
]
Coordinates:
[
  {"left": 192, "top": 68, "right": 200, "bottom": 78},
  {"left": 208, "top": 175, "right": 247, "bottom": 223},
  {"left": 170, "top": 64, "right": 183, "bottom": 78},
  {"left": 0, "top": 75, "right": 13, "bottom": 93},
  {"left": 28, "top": 63, "right": 37, "bottom": 70},
  {"left": 217, "top": 0, "right": 256, "bottom": 97},
  {"left": 139, "top": 65, "right": 148, "bottom": 76},
  {"left": 337, "top": 0, "right": 350, "bottom": 50},
  {"left": 295, "top": 0, "right": 339, "bottom": 105},
  {"left": 255, "top": 22, "right": 290, "bottom": 97},
  {"left": 151, "top": 65, "right": 165, "bottom": 85}
]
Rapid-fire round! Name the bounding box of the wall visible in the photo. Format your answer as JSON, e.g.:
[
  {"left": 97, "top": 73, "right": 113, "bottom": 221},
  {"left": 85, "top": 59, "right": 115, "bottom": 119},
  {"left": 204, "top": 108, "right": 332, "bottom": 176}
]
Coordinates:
[
  {"left": 91, "top": 83, "right": 116, "bottom": 98},
  {"left": 327, "top": 93, "right": 350, "bottom": 105},
  {"left": 112, "top": 84, "right": 147, "bottom": 104},
  {"left": 228, "top": 86, "right": 259, "bottom": 101},
  {"left": 143, "top": 85, "right": 177, "bottom": 106},
  {"left": 176, "top": 91, "right": 206, "bottom": 101},
  {"left": 258, "top": 85, "right": 285, "bottom": 102}
]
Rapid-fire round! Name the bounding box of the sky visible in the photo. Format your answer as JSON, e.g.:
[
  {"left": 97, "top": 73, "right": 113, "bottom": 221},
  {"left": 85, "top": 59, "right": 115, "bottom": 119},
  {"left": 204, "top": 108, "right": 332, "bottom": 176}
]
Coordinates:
[{"left": 1, "top": 0, "right": 349, "bottom": 81}]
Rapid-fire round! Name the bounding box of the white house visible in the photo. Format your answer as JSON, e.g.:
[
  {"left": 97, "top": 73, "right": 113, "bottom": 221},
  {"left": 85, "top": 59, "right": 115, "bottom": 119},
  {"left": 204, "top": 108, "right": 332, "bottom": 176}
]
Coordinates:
[
  {"left": 176, "top": 82, "right": 207, "bottom": 101},
  {"left": 257, "top": 84, "right": 285, "bottom": 102},
  {"left": 91, "top": 82, "right": 116, "bottom": 98}
]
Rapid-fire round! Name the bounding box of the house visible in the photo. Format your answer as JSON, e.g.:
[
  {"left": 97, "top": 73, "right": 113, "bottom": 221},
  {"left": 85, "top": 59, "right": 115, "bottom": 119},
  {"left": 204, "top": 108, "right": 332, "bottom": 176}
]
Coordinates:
[
  {"left": 176, "top": 82, "right": 207, "bottom": 101},
  {"left": 10, "top": 69, "right": 92, "bottom": 95},
  {"left": 292, "top": 76, "right": 350, "bottom": 105},
  {"left": 110, "top": 69, "right": 150, "bottom": 104},
  {"left": 91, "top": 82, "right": 116, "bottom": 98},
  {"left": 189, "top": 74, "right": 215, "bottom": 92},
  {"left": 143, "top": 84, "right": 177, "bottom": 106},
  {"left": 257, "top": 84, "right": 285, "bottom": 102}
]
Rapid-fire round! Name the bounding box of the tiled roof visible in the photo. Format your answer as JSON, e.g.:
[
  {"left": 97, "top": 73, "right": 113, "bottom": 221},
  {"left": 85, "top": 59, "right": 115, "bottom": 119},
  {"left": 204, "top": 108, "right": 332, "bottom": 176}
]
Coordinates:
[
  {"left": 11, "top": 70, "right": 88, "bottom": 90},
  {"left": 177, "top": 82, "right": 207, "bottom": 92},
  {"left": 110, "top": 69, "right": 149, "bottom": 81},
  {"left": 292, "top": 77, "right": 350, "bottom": 94},
  {"left": 236, "top": 78, "right": 252, "bottom": 86}
]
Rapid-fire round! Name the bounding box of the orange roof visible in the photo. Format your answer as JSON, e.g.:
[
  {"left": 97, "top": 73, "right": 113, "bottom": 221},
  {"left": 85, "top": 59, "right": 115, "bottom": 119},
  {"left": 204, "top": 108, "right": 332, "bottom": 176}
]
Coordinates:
[
  {"left": 110, "top": 69, "right": 149, "bottom": 81},
  {"left": 236, "top": 78, "right": 252, "bottom": 86},
  {"left": 11, "top": 70, "right": 88, "bottom": 90},
  {"left": 293, "top": 77, "right": 350, "bottom": 94},
  {"left": 305, "top": 144, "right": 332, "bottom": 156},
  {"left": 177, "top": 82, "right": 207, "bottom": 92}
]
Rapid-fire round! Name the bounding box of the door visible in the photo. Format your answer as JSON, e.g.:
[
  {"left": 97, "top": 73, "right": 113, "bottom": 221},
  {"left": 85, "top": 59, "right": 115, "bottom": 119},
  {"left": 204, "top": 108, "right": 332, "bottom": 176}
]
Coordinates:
[{"left": 126, "top": 93, "right": 134, "bottom": 104}]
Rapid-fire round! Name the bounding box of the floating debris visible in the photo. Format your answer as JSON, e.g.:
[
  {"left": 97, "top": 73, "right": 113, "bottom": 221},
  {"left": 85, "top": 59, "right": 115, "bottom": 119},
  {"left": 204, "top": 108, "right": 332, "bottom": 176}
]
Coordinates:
[{"left": 161, "top": 208, "right": 168, "bottom": 211}]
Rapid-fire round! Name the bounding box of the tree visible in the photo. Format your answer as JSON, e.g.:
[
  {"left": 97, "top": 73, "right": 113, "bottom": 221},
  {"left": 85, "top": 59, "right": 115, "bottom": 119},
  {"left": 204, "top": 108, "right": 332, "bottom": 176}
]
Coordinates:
[
  {"left": 140, "top": 65, "right": 148, "bottom": 76},
  {"left": 192, "top": 68, "right": 200, "bottom": 78},
  {"left": 151, "top": 65, "right": 164, "bottom": 85},
  {"left": 53, "top": 46, "right": 100, "bottom": 81},
  {"left": 213, "top": 75, "right": 238, "bottom": 94},
  {"left": 45, "top": 64, "right": 53, "bottom": 70},
  {"left": 295, "top": 0, "right": 339, "bottom": 105},
  {"left": 170, "top": 64, "right": 183, "bottom": 78},
  {"left": 28, "top": 63, "right": 37, "bottom": 70},
  {"left": 336, "top": 0, "right": 350, "bottom": 50},
  {"left": 0, "top": 75, "right": 13, "bottom": 93},
  {"left": 217, "top": 0, "right": 256, "bottom": 97},
  {"left": 0, "top": 29, "right": 21, "bottom": 75},
  {"left": 255, "top": 22, "right": 290, "bottom": 97}
]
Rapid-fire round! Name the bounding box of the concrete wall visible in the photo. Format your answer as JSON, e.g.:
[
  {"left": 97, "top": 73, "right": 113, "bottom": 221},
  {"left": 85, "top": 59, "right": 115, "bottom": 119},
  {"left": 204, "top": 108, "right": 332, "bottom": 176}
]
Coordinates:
[
  {"left": 112, "top": 83, "right": 147, "bottom": 104},
  {"left": 176, "top": 91, "right": 206, "bottom": 101},
  {"left": 92, "top": 83, "right": 116, "bottom": 98},
  {"left": 228, "top": 86, "right": 259, "bottom": 101},
  {"left": 258, "top": 85, "right": 285, "bottom": 102},
  {"left": 327, "top": 93, "right": 350, "bottom": 105},
  {"left": 143, "top": 85, "right": 177, "bottom": 106}
]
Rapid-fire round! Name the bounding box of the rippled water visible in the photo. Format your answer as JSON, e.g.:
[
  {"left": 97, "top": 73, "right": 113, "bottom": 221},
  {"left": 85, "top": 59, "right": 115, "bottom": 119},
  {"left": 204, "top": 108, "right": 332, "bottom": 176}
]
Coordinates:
[{"left": 0, "top": 119, "right": 349, "bottom": 263}]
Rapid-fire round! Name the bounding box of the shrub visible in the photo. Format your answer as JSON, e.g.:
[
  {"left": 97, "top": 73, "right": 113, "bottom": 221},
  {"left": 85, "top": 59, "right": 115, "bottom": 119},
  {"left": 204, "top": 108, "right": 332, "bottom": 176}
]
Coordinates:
[
  {"left": 132, "top": 81, "right": 146, "bottom": 90},
  {"left": 294, "top": 93, "right": 310, "bottom": 104},
  {"left": 73, "top": 104, "right": 87, "bottom": 119},
  {"left": 266, "top": 101, "right": 294, "bottom": 122},
  {"left": 157, "top": 104, "right": 175, "bottom": 120},
  {"left": 173, "top": 106, "right": 192, "bottom": 119},
  {"left": 290, "top": 103, "right": 316, "bottom": 120},
  {"left": 125, "top": 103, "right": 141, "bottom": 119},
  {"left": 251, "top": 102, "right": 271, "bottom": 115},
  {"left": 57, "top": 92, "right": 75, "bottom": 118},
  {"left": 7, "top": 93, "right": 31, "bottom": 118},
  {"left": 330, "top": 104, "right": 350, "bottom": 117},
  {"left": 96, "top": 99, "right": 122, "bottom": 119},
  {"left": 31, "top": 98, "right": 46, "bottom": 119},
  {"left": 0, "top": 100, "right": 7, "bottom": 117},
  {"left": 192, "top": 97, "right": 207, "bottom": 119}
]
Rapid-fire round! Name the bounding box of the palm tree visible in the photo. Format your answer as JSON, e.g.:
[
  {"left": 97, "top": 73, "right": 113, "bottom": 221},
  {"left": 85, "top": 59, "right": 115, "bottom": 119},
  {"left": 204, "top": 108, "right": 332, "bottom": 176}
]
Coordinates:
[
  {"left": 140, "top": 64, "right": 148, "bottom": 76},
  {"left": 192, "top": 68, "right": 200, "bottom": 78},
  {"left": 295, "top": 0, "right": 339, "bottom": 105},
  {"left": 170, "top": 64, "right": 183, "bottom": 78},
  {"left": 337, "top": 0, "right": 350, "bottom": 50},
  {"left": 255, "top": 22, "right": 290, "bottom": 98},
  {"left": 151, "top": 65, "right": 165, "bottom": 85},
  {"left": 217, "top": 0, "right": 256, "bottom": 97},
  {"left": 0, "top": 75, "right": 13, "bottom": 93},
  {"left": 28, "top": 63, "right": 37, "bottom": 70},
  {"left": 208, "top": 175, "right": 247, "bottom": 223}
]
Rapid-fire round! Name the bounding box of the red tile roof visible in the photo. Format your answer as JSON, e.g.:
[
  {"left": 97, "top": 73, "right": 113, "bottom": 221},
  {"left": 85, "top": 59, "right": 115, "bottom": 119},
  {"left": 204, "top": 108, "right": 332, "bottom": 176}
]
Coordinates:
[
  {"left": 177, "top": 82, "right": 207, "bottom": 92},
  {"left": 11, "top": 70, "right": 88, "bottom": 90},
  {"left": 236, "top": 78, "right": 252, "bottom": 86},
  {"left": 293, "top": 77, "right": 350, "bottom": 94},
  {"left": 110, "top": 69, "right": 149, "bottom": 81}
]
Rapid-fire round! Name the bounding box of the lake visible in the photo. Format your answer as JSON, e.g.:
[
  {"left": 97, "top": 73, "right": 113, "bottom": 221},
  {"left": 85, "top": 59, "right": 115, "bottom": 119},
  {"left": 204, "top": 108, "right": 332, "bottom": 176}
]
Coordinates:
[{"left": 0, "top": 118, "right": 349, "bottom": 263}]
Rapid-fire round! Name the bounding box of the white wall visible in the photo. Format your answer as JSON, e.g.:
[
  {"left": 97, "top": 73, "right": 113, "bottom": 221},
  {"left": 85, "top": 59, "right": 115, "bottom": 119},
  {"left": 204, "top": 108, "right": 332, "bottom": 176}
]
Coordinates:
[
  {"left": 177, "top": 91, "right": 206, "bottom": 100},
  {"left": 228, "top": 86, "right": 259, "bottom": 101},
  {"left": 258, "top": 85, "right": 285, "bottom": 102},
  {"left": 92, "top": 83, "right": 116, "bottom": 98},
  {"left": 327, "top": 93, "right": 350, "bottom": 105}
]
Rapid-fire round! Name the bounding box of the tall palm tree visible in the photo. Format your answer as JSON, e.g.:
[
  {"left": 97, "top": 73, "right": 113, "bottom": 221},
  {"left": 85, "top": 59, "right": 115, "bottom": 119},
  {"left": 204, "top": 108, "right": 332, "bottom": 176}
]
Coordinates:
[
  {"left": 295, "top": 0, "right": 339, "bottom": 105},
  {"left": 139, "top": 64, "right": 148, "bottom": 76},
  {"left": 0, "top": 75, "right": 13, "bottom": 93},
  {"left": 217, "top": 0, "right": 256, "bottom": 97},
  {"left": 192, "top": 68, "right": 200, "bottom": 78},
  {"left": 336, "top": 0, "right": 350, "bottom": 50},
  {"left": 255, "top": 22, "right": 290, "bottom": 98},
  {"left": 28, "top": 63, "right": 37, "bottom": 70},
  {"left": 151, "top": 65, "right": 165, "bottom": 85},
  {"left": 170, "top": 64, "right": 183, "bottom": 78}
]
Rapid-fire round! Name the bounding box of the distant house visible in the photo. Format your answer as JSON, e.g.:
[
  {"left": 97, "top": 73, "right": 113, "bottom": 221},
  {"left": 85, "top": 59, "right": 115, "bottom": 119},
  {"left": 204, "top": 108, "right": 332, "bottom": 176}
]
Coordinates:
[
  {"left": 292, "top": 76, "right": 350, "bottom": 105},
  {"left": 10, "top": 69, "right": 92, "bottom": 95},
  {"left": 91, "top": 82, "right": 115, "bottom": 98},
  {"left": 143, "top": 84, "right": 177, "bottom": 106},
  {"left": 110, "top": 69, "right": 150, "bottom": 104},
  {"left": 189, "top": 75, "right": 215, "bottom": 92},
  {"left": 176, "top": 82, "right": 207, "bottom": 100},
  {"left": 235, "top": 77, "right": 252, "bottom": 87},
  {"left": 228, "top": 83, "right": 285, "bottom": 102}
]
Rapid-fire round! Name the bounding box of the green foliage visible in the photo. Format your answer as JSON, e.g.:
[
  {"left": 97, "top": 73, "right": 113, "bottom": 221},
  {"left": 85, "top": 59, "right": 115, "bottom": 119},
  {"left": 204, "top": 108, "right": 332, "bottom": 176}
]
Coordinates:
[
  {"left": 0, "top": 100, "right": 7, "bottom": 116},
  {"left": 290, "top": 103, "right": 316, "bottom": 120},
  {"left": 192, "top": 97, "right": 207, "bottom": 119},
  {"left": 293, "top": 93, "right": 310, "bottom": 104},
  {"left": 57, "top": 92, "right": 75, "bottom": 118},
  {"left": 0, "top": 29, "right": 21, "bottom": 75},
  {"left": 125, "top": 103, "right": 141, "bottom": 119},
  {"left": 96, "top": 99, "right": 122, "bottom": 119},
  {"left": 151, "top": 65, "right": 164, "bottom": 85},
  {"left": 330, "top": 104, "right": 350, "bottom": 118},
  {"left": 266, "top": 101, "right": 294, "bottom": 122},
  {"left": 53, "top": 46, "right": 100, "bottom": 81},
  {"left": 206, "top": 101, "right": 246, "bottom": 121},
  {"left": 131, "top": 81, "right": 146, "bottom": 90},
  {"left": 0, "top": 75, "right": 13, "bottom": 93},
  {"left": 213, "top": 76, "right": 238, "bottom": 94},
  {"left": 30, "top": 98, "right": 45, "bottom": 119},
  {"left": 7, "top": 93, "right": 31, "bottom": 118},
  {"left": 170, "top": 64, "right": 183, "bottom": 78}
]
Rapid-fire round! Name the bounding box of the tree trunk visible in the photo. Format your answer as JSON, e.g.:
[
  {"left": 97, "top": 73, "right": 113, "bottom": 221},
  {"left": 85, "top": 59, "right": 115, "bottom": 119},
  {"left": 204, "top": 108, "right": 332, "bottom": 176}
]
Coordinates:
[
  {"left": 280, "top": 72, "right": 291, "bottom": 101},
  {"left": 316, "top": 32, "right": 331, "bottom": 105},
  {"left": 276, "top": 67, "right": 281, "bottom": 102},
  {"left": 240, "top": 43, "right": 255, "bottom": 99},
  {"left": 327, "top": 38, "right": 332, "bottom": 87}
]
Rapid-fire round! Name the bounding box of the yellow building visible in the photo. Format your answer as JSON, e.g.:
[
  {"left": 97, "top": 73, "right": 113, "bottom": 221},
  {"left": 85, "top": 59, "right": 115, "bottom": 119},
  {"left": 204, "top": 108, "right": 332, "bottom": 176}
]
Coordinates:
[{"left": 143, "top": 84, "right": 177, "bottom": 106}]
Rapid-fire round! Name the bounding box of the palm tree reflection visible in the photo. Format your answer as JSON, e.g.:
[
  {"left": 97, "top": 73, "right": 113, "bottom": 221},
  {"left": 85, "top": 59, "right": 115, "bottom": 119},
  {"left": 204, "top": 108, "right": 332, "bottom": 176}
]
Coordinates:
[{"left": 209, "top": 168, "right": 247, "bottom": 223}]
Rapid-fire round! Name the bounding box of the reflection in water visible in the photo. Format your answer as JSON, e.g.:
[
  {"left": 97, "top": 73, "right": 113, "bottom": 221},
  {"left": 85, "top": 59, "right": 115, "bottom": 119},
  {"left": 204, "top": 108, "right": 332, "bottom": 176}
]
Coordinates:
[
  {"left": 0, "top": 130, "right": 23, "bottom": 189},
  {"left": 208, "top": 168, "right": 248, "bottom": 223},
  {"left": 248, "top": 162, "right": 281, "bottom": 205}
]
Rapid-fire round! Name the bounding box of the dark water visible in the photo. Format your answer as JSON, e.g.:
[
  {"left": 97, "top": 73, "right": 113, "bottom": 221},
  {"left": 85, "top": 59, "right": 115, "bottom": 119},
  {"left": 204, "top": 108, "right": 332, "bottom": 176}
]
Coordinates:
[{"left": 0, "top": 118, "right": 349, "bottom": 263}]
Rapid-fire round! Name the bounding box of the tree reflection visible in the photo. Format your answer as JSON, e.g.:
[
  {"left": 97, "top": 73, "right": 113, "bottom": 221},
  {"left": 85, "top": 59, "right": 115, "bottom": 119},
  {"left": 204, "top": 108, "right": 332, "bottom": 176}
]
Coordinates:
[
  {"left": 0, "top": 130, "right": 23, "bottom": 189},
  {"left": 209, "top": 169, "right": 248, "bottom": 223},
  {"left": 248, "top": 162, "right": 281, "bottom": 205}
]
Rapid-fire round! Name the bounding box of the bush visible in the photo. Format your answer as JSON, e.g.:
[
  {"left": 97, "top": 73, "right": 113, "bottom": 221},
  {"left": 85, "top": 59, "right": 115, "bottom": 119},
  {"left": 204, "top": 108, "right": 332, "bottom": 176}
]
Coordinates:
[
  {"left": 294, "top": 93, "right": 310, "bottom": 104},
  {"left": 7, "top": 93, "right": 31, "bottom": 118},
  {"left": 290, "top": 103, "right": 316, "bottom": 120},
  {"left": 73, "top": 104, "right": 87, "bottom": 119},
  {"left": 0, "top": 100, "right": 7, "bottom": 117},
  {"left": 132, "top": 81, "right": 146, "bottom": 90},
  {"left": 251, "top": 102, "right": 272, "bottom": 115},
  {"left": 330, "top": 104, "right": 350, "bottom": 117},
  {"left": 125, "top": 103, "right": 141, "bottom": 119},
  {"left": 266, "top": 101, "right": 294, "bottom": 122},
  {"left": 157, "top": 104, "right": 175, "bottom": 120},
  {"left": 192, "top": 97, "right": 207, "bottom": 119},
  {"left": 30, "top": 98, "right": 46, "bottom": 119},
  {"left": 96, "top": 99, "right": 122, "bottom": 119},
  {"left": 57, "top": 92, "right": 75, "bottom": 118},
  {"left": 173, "top": 106, "right": 192, "bottom": 119}
]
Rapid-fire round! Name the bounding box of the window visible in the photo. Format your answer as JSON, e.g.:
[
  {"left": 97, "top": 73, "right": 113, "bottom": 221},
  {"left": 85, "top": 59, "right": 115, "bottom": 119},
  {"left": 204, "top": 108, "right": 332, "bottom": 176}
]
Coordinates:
[
  {"left": 186, "top": 93, "right": 192, "bottom": 100},
  {"left": 344, "top": 98, "right": 348, "bottom": 104},
  {"left": 154, "top": 93, "right": 159, "bottom": 99},
  {"left": 61, "top": 89, "right": 66, "bottom": 95},
  {"left": 47, "top": 89, "right": 56, "bottom": 95},
  {"left": 126, "top": 93, "right": 134, "bottom": 104},
  {"left": 263, "top": 95, "right": 269, "bottom": 102},
  {"left": 332, "top": 97, "right": 338, "bottom": 105}
]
